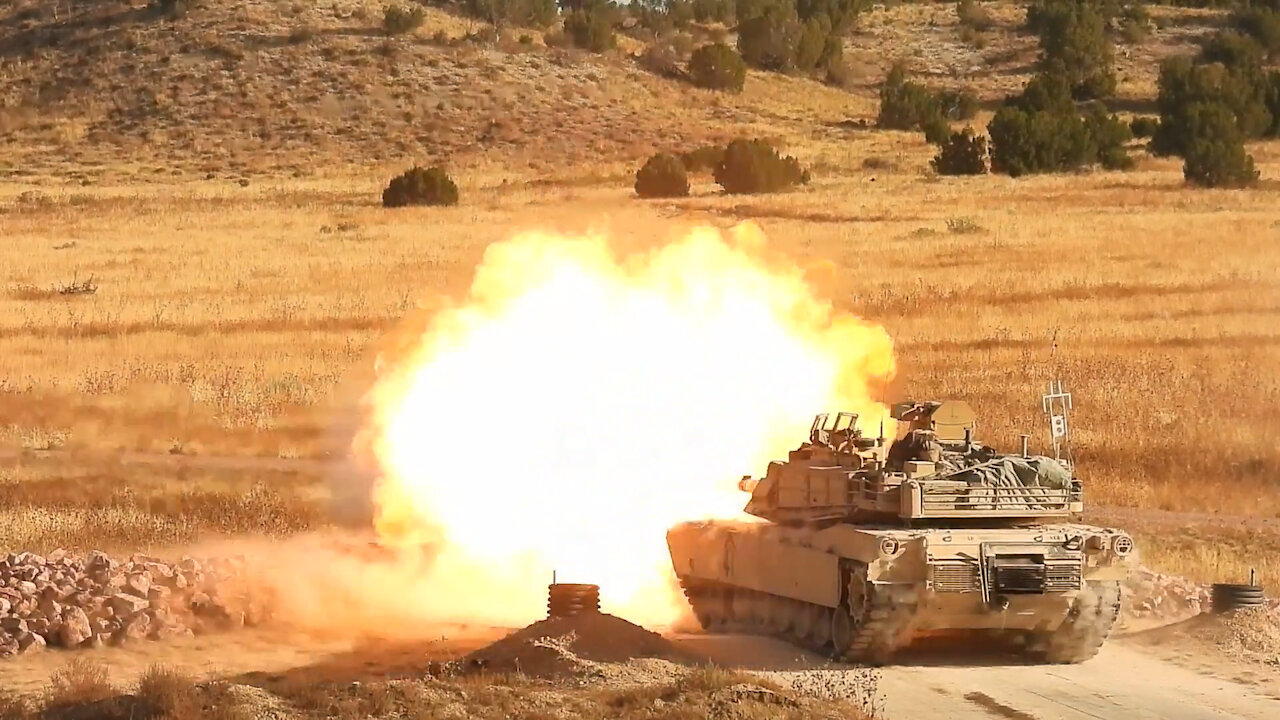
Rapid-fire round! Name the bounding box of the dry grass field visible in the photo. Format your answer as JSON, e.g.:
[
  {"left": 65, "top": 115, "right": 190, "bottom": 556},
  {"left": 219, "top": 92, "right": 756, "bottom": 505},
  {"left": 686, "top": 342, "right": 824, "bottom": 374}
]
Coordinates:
[{"left": 1, "top": 0, "right": 1278, "bottom": 601}]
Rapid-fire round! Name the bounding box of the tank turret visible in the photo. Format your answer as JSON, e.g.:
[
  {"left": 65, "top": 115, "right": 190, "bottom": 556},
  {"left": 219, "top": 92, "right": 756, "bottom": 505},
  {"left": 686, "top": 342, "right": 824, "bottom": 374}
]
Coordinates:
[
  {"left": 668, "top": 387, "right": 1135, "bottom": 665},
  {"left": 742, "top": 401, "right": 1083, "bottom": 526}
]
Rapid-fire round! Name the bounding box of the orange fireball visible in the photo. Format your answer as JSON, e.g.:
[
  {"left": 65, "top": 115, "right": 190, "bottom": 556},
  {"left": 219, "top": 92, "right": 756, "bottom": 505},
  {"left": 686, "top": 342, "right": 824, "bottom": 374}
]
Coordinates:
[{"left": 353, "top": 223, "right": 896, "bottom": 627}]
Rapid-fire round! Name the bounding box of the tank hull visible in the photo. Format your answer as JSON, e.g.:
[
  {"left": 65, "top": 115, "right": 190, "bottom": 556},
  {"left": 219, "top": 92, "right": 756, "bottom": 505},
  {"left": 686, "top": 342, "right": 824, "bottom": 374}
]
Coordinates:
[{"left": 667, "top": 519, "right": 1132, "bottom": 664}]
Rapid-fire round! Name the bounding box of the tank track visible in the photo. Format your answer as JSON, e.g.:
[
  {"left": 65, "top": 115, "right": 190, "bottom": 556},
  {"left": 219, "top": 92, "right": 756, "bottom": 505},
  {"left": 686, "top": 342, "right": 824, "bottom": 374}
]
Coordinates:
[
  {"left": 1028, "top": 580, "right": 1121, "bottom": 663},
  {"left": 831, "top": 564, "right": 919, "bottom": 665},
  {"left": 679, "top": 570, "right": 918, "bottom": 666}
]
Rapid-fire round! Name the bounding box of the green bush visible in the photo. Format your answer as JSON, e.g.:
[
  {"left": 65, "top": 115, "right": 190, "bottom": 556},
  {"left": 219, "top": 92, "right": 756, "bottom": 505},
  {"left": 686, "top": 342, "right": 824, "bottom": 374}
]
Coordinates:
[
  {"left": 878, "top": 63, "right": 979, "bottom": 130},
  {"left": 1180, "top": 103, "right": 1259, "bottom": 188},
  {"left": 1028, "top": 0, "right": 1116, "bottom": 99},
  {"left": 635, "top": 153, "right": 691, "bottom": 198},
  {"left": 680, "top": 145, "right": 726, "bottom": 173},
  {"left": 689, "top": 43, "right": 747, "bottom": 91},
  {"left": 736, "top": 6, "right": 801, "bottom": 70},
  {"left": 922, "top": 114, "right": 952, "bottom": 145},
  {"left": 565, "top": 3, "right": 617, "bottom": 53},
  {"left": 988, "top": 106, "right": 1092, "bottom": 177},
  {"left": 1129, "top": 115, "right": 1160, "bottom": 138},
  {"left": 877, "top": 62, "right": 942, "bottom": 130},
  {"left": 382, "top": 166, "right": 460, "bottom": 207},
  {"left": 1200, "top": 30, "right": 1266, "bottom": 71},
  {"left": 713, "top": 139, "right": 809, "bottom": 194},
  {"left": 795, "top": 0, "right": 866, "bottom": 31},
  {"left": 1152, "top": 56, "right": 1274, "bottom": 156},
  {"left": 1007, "top": 69, "right": 1076, "bottom": 115},
  {"left": 1268, "top": 70, "right": 1280, "bottom": 135},
  {"left": 1234, "top": 7, "right": 1280, "bottom": 60},
  {"left": 931, "top": 128, "right": 989, "bottom": 175},
  {"left": 939, "top": 89, "right": 981, "bottom": 120},
  {"left": 1119, "top": 3, "right": 1151, "bottom": 45},
  {"left": 1083, "top": 105, "right": 1135, "bottom": 170},
  {"left": 382, "top": 4, "right": 425, "bottom": 35},
  {"left": 987, "top": 75, "right": 1134, "bottom": 177}
]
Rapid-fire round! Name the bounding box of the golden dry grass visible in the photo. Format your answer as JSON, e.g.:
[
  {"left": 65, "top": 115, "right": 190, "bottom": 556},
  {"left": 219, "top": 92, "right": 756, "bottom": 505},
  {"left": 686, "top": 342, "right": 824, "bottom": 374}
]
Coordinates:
[
  {"left": 0, "top": 460, "right": 324, "bottom": 553},
  {"left": 0, "top": 2, "right": 1277, "bottom": 586}
]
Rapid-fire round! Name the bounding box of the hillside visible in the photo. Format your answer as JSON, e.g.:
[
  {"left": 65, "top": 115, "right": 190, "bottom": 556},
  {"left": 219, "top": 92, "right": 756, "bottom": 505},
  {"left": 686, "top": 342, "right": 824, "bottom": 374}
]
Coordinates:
[{"left": 0, "top": 0, "right": 1222, "bottom": 183}]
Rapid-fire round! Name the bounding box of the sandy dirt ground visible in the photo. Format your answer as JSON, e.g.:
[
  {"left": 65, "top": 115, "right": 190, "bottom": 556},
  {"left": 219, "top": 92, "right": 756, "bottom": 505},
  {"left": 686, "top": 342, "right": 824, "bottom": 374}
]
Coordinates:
[{"left": 678, "top": 632, "right": 1280, "bottom": 720}]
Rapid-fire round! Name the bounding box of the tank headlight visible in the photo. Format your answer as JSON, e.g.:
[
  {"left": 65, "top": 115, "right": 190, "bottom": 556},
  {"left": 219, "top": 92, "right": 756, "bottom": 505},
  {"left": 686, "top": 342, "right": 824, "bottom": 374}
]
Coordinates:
[
  {"left": 1112, "top": 535, "right": 1134, "bottom": 556},
  {"left": 878, "top": 537, "right": 900, "bottom": 556}
]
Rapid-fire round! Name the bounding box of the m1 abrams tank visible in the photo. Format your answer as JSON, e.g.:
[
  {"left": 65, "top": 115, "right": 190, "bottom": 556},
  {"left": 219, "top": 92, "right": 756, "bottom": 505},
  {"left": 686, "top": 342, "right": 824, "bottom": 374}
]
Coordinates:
[{"left": 667, "top": 389, "right": 1135, "bottom": 665}]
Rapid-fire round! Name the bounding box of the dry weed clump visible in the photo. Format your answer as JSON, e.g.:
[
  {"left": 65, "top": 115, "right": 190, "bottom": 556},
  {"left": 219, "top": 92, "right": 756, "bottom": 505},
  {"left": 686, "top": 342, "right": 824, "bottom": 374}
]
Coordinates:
[
  {"left": 135, "top": 665, "right": 201, "bottom": 717},
  {"left": 46, "top": 657, "right": 115, "bottom": 708}
]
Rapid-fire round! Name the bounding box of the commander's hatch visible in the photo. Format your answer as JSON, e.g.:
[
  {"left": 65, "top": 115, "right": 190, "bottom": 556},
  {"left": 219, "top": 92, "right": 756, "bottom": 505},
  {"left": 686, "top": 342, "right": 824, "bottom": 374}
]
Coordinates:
[{"left": 809, "top": 411, "right": 859, "bottom": 448}]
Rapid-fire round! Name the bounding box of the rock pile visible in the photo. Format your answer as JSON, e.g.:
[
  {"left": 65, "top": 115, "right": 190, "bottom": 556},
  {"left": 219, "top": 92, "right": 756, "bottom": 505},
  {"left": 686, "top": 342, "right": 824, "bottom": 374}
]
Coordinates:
[
  {"left": 1121, "top": 567, "right": 1211, "bottom": 625},
  {"left": 0, "top": 550, "right": 266, "bottom": 659}
]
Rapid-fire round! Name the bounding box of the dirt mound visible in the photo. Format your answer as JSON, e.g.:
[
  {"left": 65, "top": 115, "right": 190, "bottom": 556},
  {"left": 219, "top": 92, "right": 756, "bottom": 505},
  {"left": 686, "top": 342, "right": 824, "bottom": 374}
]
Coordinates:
[
  {"left": 461, "top": 612, "right": 694, "bottom": 678},
  {"left": 1211, "top": 606, "right": 1280, "bottom": 667}
]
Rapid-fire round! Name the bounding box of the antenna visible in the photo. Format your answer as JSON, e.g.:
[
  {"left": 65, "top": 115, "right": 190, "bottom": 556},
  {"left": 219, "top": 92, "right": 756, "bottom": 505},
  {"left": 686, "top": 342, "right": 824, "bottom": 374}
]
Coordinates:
[{"left": 1042, "top": 379, "right": 1073, "bottom": 467}]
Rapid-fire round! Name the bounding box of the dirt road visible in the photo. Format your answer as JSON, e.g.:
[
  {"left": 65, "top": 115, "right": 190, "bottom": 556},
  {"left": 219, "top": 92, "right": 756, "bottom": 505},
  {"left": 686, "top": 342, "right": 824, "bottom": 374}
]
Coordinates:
[{"left": 676, "top": 633, "right": 1280, "bottom": 720}]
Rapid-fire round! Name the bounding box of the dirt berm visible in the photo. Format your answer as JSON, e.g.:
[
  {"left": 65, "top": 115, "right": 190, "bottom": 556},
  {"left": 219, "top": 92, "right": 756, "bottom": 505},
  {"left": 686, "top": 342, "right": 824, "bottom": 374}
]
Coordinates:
[{"left": 461, "top": 612, "right": 697, "bottom": 678}]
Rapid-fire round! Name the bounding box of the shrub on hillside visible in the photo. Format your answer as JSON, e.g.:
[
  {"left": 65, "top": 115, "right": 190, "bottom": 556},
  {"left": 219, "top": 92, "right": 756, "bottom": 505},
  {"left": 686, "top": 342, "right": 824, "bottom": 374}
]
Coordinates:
[
  {"left": 565, "top": 3, "right": 618, "bottom": 53},
  {"left": 679, "top": 145, "right": 726, "bottom": 173},
  {"left": 956, "top": 0, "right": 995, "bottom": 31},
  {"left": 939, "top": 89, "right": 980, "bottom": 121},
  {"left": 988, "top": 106, "right": 1091, "bottom": 177},
  {"left": 383, "top": 4, "right": 425, "bottom": 35},
  {"left": 1234, "top": 7, "right": 1280, "bottom": 60},
  {"left": 713, "top": 139, "right": 808, "bottom": 194},
  {"left": 736, "top": 6, "right": 801, "bottom": 71},
  {"left": 1152, "top": 56, "right": 1274, "bottom": 156},
  {"left": 635, "top": 153, "right": 691, "bottom": 198},
  {"left": 931, "top": 128, "right": 989, "bottom": 175},
  {"left": 796, "top": 0, "right": 865, "bottom": 32},
  {"left": 689, "top": 43, "right": 746, "bottom": 91},
  {"left": 466, "top": 0, "right": 558, "bottom": 28},
  {"left": 878, "top": 63, "right": 980, "bottom": 131},
  {"left": 1200, "top": 30, "right": 1266, "bottom": 71},
  {"left": 1180, "top": 103, "right": 1259, "bottom": 188},
  {"left": 693, "top": 0, "right": 735, "bottom": 24},
  {"left": 641, "top": 37, "right": 684, "bottom": 78},
  {"left": 382, "top": 166, "right": 460, "bottom": 207},
  {"left": 987, "top": 75, "right": 1134, "bottom": 177},
  {"left": 1083, "top": 105, "right": 1135, "bottom": 170},
  {"left": 1119, "top": 3, "right": 1151, "bottom": 45},
  {"left": 1028, "top": 0, "right": 1116, "bottom": 99},
  {"left": 1129, "top": 115, "right": 1160, "bottom": 138},
  {"left": 922, "top": 114, "right": 952, "bottom": 145},
  {"left": 877, "top": 62, "right": 941, "bottom": 130}
]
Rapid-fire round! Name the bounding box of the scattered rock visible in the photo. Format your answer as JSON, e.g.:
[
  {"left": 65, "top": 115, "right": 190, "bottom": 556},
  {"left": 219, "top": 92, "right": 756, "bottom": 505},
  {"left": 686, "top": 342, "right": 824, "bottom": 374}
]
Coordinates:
[{"left": 0, "top": 549, "right": 259, "bottom": 659}]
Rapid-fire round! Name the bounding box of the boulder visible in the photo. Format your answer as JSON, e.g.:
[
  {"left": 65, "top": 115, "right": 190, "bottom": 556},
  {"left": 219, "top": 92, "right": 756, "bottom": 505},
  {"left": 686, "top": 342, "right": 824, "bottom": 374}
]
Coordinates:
[
  {"left": 153, "top": 624, "right": 194, "bottom": 642},
  {"left": 125, "top": 572, "right": 152, "bottom": 598},
  {"left": 59, "top": 607, "right": 92, "bottom": 648},
  {"left": 108, "top": 593, "right": 150, "bottom": 619},
  {"left": 1, "top": 617, "right": 28, "bottom": 634},
  {"left": 16, "top": 631, "right": 46, "bottom": 654}
]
